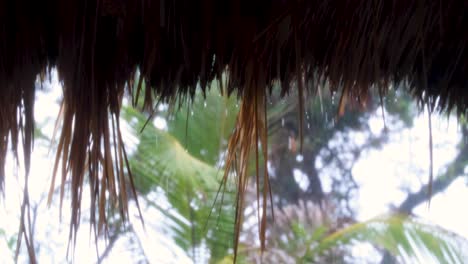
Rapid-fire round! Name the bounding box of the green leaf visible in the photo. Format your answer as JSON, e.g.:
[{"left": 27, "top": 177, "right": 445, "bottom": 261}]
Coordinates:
[
  {"left": 122, "top": 91, "right": 238, "bottom": 262},
  {"left": 305, "top": 214, "right": 468, "bottom": 263},
  {"left": 168, "top": 86, "right": 238, "bottom": 166}
]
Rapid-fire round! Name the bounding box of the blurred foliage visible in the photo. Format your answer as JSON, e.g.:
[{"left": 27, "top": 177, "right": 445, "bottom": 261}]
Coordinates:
[
  {"left": 0, "top": 228, "right": 16, "bottom": 253},
  {"left": 384, "top": 88, "right": 417, "bottom": 127},
  {"left": 266, "top": 85, "right": 417, "bottom": 211},
  {"left": 120, "top": 83, "right": 465, "bottom": 263},
  {"left": 238, "top": 197, "right": 468, "bottom": 263},
  {"left": 3, "top": 77, "right": 465, "bottom": 263},
  {"left": 123, "top": 87, "right": 238, "bottom": 262},
  {"left": 305, "top": 214, "right": 468, "bottom": 264},
  {"left": 167, "top": 87, "right": 239, "bottom": 165}
]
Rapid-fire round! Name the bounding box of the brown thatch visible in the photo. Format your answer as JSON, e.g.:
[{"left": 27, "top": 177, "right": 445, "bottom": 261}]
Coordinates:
[{"left": 0, "top": 0, "right": 467, "bottom": 260}]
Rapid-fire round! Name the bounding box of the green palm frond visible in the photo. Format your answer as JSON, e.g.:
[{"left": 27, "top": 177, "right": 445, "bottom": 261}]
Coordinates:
[
  {"left": 122, "top": 87, "right": 239, "bottom": 262},
  {"left": 305, "top": 214, "right": 468, "bottom": 264},
  {"left": 168, "top": 86, "right": 239, "bottom": 166}
]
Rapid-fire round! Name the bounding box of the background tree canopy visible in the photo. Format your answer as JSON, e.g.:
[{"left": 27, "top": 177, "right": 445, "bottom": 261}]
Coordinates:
[{"left": 1, "top": 78, "right": 467, "bottom": 263}]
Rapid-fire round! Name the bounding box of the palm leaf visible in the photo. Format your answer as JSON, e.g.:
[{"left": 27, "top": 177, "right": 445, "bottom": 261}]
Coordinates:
[
  {"left": 168, "top": 86, "right": 239, "bottom": 166},
  {"left": 121, "top": 89, "right": 238, "bottom": 262},
  {"left": 305, "top": 214, "right": 468, "bottom": 263}
]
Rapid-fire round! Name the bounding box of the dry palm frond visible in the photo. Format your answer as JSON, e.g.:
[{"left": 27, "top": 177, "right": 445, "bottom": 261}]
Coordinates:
[{"left": 218, "top": 64, "right": 273, "bottom": 262}]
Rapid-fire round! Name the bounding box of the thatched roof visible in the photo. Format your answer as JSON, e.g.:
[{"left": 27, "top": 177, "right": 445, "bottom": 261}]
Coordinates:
[{"left": 0, "top": 0, "right": 467, "bottom": 260}]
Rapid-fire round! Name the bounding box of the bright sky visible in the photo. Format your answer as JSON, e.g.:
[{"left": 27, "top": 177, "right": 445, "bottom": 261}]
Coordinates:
[
  {"left": 354, "top": 110, "right": 468, "bottom": 239},
  {"left": 0, "top": 70, "right": 467, "bottom": 263}
]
